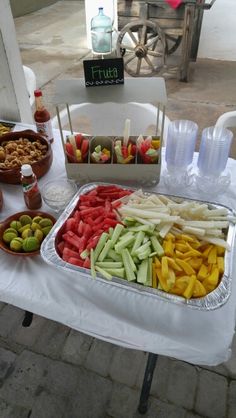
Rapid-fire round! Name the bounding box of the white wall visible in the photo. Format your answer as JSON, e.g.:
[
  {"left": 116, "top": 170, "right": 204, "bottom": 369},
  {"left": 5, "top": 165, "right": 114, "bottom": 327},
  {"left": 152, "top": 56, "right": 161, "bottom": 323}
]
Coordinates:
[
  {"left": 198, "top": 0, "right": 236, "bottom": 61},
  {"left": 0, "top": 0, "right": 33, "bottom": 122}
]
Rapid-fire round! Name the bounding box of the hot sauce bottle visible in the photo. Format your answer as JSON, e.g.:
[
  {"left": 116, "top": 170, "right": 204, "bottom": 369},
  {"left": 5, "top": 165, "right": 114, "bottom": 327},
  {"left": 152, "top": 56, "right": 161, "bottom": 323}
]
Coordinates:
[
  {"left": 34, "top": 89, "right": 54, "bottom": 143},
  {"left": 21, "top": 164, "right": 42, "bottom": 210}
]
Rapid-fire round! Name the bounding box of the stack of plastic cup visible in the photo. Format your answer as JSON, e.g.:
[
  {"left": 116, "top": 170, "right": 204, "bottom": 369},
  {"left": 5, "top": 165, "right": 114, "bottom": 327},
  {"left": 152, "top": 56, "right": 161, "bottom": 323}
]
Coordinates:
[
  {"left": 164, "top": 120, "right": 198, "bottom": 189},
  {"left": 195, "top": 126, "right": 233, "bottom": 194}
]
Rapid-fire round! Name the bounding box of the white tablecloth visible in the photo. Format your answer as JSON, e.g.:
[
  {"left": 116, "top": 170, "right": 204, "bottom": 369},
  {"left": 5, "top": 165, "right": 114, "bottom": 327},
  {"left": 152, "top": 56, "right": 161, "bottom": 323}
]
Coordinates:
[{"left": 1, "top": 123, "right": 236, "bottom": 366}]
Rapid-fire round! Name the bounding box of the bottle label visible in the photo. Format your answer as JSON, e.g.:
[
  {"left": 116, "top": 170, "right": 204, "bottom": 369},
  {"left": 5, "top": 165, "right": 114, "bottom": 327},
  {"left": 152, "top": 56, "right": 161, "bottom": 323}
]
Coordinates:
[
  {"left": 22, "top": 180, "right": 39, "bottom": 196},
  {"left": 35, "top": 120, "right": 53, "bottom": 143}
]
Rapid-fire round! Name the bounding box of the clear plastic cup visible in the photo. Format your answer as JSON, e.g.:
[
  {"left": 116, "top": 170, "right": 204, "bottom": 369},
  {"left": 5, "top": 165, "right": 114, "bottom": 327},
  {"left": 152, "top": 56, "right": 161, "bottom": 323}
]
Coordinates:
[
  {"left": 195, "top": 126, "right": 233, "bottom": 195},
  {"left": 197, "top": 126, "right": 233, "bottom": 177},
  {"left": 165, "top": 120, "right": 198, "bottom": 172},
  {"left": 163, "top": 120, "right": 198, "bottom": 190}
]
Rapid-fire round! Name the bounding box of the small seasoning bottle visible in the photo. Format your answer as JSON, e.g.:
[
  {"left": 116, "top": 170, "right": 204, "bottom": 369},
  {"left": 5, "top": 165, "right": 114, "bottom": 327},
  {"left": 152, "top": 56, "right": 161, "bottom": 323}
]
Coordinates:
[
  {"left": 34, "top": 89, "right": 54, "bottom": 143},
  {"left": 21, "top": 164, "right": 42, "bottom": 210}
]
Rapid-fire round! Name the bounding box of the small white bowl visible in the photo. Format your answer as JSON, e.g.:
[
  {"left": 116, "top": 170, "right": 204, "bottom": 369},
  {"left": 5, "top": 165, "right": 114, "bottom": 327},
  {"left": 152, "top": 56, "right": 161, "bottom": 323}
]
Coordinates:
[{"left": 42, "top": 179, "right": 77, "bottom": 212}]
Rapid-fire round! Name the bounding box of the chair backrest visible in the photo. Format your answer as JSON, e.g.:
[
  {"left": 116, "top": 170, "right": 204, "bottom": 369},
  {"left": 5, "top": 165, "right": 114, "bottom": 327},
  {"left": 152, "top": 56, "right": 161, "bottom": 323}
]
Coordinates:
[
  {"left": 53, "top": 77, "right": 169, "bottom": 141},
  {"left": 52, "top": 102, "right": 170, "bottom": 142},
  {"left": 215, "top": 111, "right": 236, "bottom": 130},
  {"left": 23, "top": 65, "right": 36, "bottom": 106}
]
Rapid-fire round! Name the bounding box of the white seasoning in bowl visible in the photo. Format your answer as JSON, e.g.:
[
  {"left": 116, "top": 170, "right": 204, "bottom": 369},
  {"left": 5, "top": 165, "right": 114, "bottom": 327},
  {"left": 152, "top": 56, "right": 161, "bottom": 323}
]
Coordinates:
[{"left": 45, "top": 184, "right": 75, "bottom": 202}]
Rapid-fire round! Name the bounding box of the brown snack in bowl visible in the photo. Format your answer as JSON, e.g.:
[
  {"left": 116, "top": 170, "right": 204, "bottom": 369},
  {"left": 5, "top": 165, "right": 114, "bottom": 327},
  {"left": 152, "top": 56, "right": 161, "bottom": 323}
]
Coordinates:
[{"left": 0, "top": 137, "right": 47, "bottom": 169}]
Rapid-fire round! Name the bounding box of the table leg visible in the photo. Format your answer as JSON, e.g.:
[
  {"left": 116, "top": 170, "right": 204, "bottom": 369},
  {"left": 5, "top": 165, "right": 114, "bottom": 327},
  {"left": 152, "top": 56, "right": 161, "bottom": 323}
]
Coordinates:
[
  {"left": 22, "top": 311, "right": 33, "bottom": 327},
  {"left": 138, "top": 352, "right": 158, "bottom": 414}
]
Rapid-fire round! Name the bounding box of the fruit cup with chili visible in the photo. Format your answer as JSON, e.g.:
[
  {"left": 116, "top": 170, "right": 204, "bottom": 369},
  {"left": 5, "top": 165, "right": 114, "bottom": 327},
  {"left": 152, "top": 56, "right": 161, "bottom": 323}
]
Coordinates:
[
  {"left": 90, "top": 136, "right": 112, "bottom": 164},
  {"left": 137, "top": 135, "right": 161, "bottom": 164},
  {"left": 64, "top": 133, "right": 90, "bottom": 163},
  {"left": 113, "top": 137, "right": 137, "bottom": 164}
]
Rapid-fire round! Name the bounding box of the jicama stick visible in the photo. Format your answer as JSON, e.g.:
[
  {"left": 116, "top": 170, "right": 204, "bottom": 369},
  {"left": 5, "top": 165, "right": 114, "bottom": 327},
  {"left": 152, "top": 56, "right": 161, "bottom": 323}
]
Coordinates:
[
  {"left": 176, "top": 220, "right": 229, "bottom": 229},
  {"left": 123, "top": 118, "right": 130, "bottom": 147}
]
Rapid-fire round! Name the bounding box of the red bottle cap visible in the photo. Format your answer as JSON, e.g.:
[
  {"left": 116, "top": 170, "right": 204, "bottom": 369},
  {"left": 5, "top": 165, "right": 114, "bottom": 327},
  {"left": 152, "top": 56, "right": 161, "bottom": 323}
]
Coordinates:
[{"left": 34, "top": 90, "right": 42, "bottom": 97}]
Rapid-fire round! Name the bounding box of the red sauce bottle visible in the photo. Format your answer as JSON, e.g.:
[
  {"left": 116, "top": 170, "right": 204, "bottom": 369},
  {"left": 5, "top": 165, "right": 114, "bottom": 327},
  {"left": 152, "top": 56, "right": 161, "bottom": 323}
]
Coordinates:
[
  {"left": 21, "top": 164, "right": 42, "bottom": 210},
  {"left": 34, "top": 89, "right": 54, "bottom": 143}
]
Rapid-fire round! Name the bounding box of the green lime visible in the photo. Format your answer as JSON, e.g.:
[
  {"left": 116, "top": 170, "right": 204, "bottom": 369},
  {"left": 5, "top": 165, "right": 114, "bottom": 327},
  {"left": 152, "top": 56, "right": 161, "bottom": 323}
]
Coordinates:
[
  {"left": 31, "top": 222, "right": 42, "bottom": 232},
  {"left": 10, "top": 237, "right": 23, "bottom": 252},
  {"left": 4, "top": 228, "right": 19, "bottom": 235},
  {"left": 39, "top": 218, "right": 53, "bottom": 228},
  {"left": 19, "top": 215, "right": 32, "bottom": 226},
  {"left": 42, "top": 226, "right": 53, "bottom": 236},
  {"left": 22, "top": 237, "right": 40, "bottom": 252},
  {"left": 3, "top": 231, "right": 18, "bottom": 243},
  {"left": 34, "top": 229, "right": 44, "bottom": 243},
  {"left": 32, "top": 216, "right": 43, "bottom": 224},
  {"left": 19, "top": 224, "right": 32, "bottom": 234},
  {"left": 21, "top": 228, "right": 33, "bottom": 239},
  {"left": 10, "top": 220, "right": 22, "bottom": 231}
]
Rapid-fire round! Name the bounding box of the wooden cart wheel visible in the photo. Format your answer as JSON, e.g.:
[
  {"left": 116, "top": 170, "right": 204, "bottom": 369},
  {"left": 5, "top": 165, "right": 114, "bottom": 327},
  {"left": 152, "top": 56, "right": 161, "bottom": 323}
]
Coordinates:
[
  {"left": 165, "top": 33, "right": 182, "bottom": 55},
  {"left": 116, "top": 20, "right": 166, "bottom": 77}
]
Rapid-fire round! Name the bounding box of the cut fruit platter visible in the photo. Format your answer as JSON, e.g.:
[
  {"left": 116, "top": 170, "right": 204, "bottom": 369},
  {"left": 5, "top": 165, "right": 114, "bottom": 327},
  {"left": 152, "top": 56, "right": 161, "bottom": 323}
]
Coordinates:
[{"left": 41, "top": 183, "right": 236, "bottom": 310}]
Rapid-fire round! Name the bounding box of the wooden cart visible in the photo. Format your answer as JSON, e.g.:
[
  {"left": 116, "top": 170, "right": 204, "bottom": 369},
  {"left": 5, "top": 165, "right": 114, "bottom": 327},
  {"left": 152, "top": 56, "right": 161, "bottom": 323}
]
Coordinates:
[{"left": 116, "top": 0, "right": 216, "bottom": 81}]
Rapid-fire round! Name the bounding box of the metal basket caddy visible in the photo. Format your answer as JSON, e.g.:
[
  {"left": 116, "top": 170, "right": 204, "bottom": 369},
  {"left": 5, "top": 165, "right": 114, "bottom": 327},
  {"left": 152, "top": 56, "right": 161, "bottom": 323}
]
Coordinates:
[{"left": 116, "top": 0, "right": 216, "bottom": 81}]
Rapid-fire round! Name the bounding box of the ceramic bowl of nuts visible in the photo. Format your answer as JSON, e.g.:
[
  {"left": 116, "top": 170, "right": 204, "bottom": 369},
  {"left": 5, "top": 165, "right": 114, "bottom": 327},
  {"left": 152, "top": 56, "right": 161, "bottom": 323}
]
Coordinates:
[
  {"left": 0, "top": 211, "right": 56, "bottom": 256},
  {"left": 0, "top": 130, "right": 53, "bottom": 184}
]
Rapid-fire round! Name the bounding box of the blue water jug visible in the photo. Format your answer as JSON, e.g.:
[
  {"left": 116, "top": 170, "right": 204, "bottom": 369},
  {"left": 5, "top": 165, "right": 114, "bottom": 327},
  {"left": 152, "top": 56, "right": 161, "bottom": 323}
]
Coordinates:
[{"left": 91, "top": 7, "right": 112, "bottom": 54}]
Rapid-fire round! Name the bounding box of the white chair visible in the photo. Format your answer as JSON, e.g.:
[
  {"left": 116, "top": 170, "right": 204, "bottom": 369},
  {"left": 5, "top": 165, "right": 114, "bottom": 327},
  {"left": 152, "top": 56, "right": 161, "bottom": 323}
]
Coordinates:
[
  {"left": 52, "top": 78, "right": 170, "bottom": 144},
  {"left": 215, "top": 111, "right": 236, "bottom": 130},
  {"left": 52, "top": 102, "right": 170, "bottom": 142},
  {"left": 23, "top": 65, "right": 36, "bottom": 106}
]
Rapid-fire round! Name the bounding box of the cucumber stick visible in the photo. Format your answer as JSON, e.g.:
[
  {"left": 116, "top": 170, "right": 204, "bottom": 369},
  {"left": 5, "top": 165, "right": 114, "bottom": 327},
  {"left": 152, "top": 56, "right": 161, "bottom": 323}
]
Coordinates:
[
  {"left": 128, "top": 224, "right": 154, "bottom": 233},
  {"left": 137, "top": 258, "right": 152, "bottom": 285},
  {"left": 121, "top": 249, "right": 136, "bottom": 281},
  {"left": 143, "top": 236, "right": 149, "bottom": 244},
  {"left": 150, "top": 236, "right": 164, "bottom": 257},
  {"left": 103, "top": 268, "right": 125, "bottom": 278},
  {"left": 123, "top": 217, "right": 136, "bottom": 225},
  {"left": 138, "top": 247, "right": 152, "bottom": 260},
  {"left": 95, "top": 261, "right": 123, "bottom": 269},
  {"left": 145, "top": 258, "right": 153, "bottom": 287},
  {"left": 117, "top": 231, "right": 134, "bottom": 243},
  {"left": 131, "top": 231, "right": 145, "bottom": 256},
  {"left": 94, "top": 232, "right": 109, "bottom": 261},
  {"left": 114, "top": 235, "right": 135, "bottom": 254},
  {"left": 107, "top": 249, "right": 122, "bottom": 261},
  {"left": 137, "top": 259, "right": 149, "bottom": 284},
  {"left": 80, "top": 249, "right": 89, "bottom": 260},
  {"left": 111, "top": 224, "right": 125, "bottom": 246},
  {"left": 90, "top": 249, "right": 96, "bottom": 278},
  {"left": 125, "top": 248, "right": 137, "bottom": 272},
  {"left": 98, "top": 239, "right": 113, "bottom": 261},
  {"left": 134, "top": 241, "right": 151, "bottom": 257},
  {"left": 91, "top": 219, "right": 164, "bottom": 287},
  {"left": 95, "top": 265, "right": 112, "bottom": 280}
]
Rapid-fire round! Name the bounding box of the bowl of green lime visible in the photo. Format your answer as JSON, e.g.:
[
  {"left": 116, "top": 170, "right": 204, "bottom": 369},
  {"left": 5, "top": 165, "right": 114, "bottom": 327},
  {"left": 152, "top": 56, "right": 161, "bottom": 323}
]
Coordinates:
[{"left": 0, "top": 211, "right": 56, "bottom": 256}]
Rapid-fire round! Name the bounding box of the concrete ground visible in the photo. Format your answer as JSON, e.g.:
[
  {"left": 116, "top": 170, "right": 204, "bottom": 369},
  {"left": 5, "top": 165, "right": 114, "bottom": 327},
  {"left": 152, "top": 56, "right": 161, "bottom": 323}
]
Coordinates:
[{"left": 0, "top": 1, "right": 236, "bottom": 417}]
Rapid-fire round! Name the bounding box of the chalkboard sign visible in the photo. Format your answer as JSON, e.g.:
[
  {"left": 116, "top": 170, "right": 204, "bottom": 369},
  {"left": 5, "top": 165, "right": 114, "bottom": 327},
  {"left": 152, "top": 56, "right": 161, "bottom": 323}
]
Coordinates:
[{"left": 83, "top": 58, "right": 124, "bottom": 87}]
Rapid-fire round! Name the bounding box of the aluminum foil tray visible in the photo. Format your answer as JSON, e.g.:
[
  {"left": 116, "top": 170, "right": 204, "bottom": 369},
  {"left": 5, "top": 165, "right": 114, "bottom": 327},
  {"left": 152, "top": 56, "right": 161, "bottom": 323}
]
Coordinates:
[{"left": 41, "top": 183, "right": 236, "bottom": 311}]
